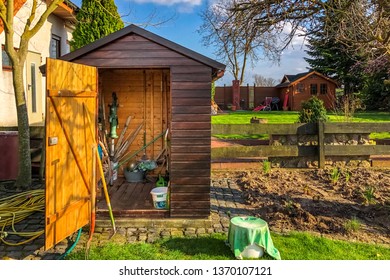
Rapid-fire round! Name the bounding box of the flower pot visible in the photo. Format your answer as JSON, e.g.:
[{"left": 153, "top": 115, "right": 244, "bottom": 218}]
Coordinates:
[{"left": 124, "top": 170, "right": 145, "bottom": 183}]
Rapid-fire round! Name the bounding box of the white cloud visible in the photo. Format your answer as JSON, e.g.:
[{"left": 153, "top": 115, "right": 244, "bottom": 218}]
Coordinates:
[
  {"left": 132, "top": 0, "right": 202, "bottom": 6},
  {"left": 130, "top": 0, "right": 202, "bottom": 13}
]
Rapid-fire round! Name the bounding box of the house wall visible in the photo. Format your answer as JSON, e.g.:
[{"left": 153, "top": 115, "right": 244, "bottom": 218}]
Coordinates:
[
  {"left": 290, "top": 74, "right": 336, "bottom": 111},
  {"left": 70, "top": 34, "right": 213, "bottom": 218},
  {"left": 0, "top": 0, "right": 73, "bottom": 127}
]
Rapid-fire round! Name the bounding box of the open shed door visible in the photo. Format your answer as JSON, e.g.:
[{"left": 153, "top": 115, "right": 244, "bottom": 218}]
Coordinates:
[{"left": 45, "top": 58, "right": 98, "bottom": 250}]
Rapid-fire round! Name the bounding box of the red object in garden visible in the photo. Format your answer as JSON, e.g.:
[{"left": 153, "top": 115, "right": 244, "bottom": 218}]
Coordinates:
[{"left": 232, "top": 80, "right": 240, "bottom": 109}]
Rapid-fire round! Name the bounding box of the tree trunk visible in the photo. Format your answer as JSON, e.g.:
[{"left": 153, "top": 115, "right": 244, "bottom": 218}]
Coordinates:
[{"left": 13, "top": 64, "right": 32, "bottom": 187}]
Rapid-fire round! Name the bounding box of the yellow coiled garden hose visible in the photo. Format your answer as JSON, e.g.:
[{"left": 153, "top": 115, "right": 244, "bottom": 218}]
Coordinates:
[{"left": 0, "top": 189, "right": 45, "bottom": 246}]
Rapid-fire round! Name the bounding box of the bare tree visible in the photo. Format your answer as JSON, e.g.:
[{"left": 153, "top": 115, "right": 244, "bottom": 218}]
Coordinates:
[
  {"left": 0, "top": 0, "right": 65, "bottom": 186},
  {"left": 230, "top": 0, "right": 389, "bottom": 66},
  {"left": 198, "top": 0, "right": 281, "bottom": 85},
  {"left": 253, "top": 74, "right": 277, "bottom": 86}
]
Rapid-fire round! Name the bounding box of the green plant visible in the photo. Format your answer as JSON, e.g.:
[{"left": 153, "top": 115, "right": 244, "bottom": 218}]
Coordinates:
[
  {"left": 297, "top": 96, "right": 328, "bottom": 123},
  {"left": 362, "top": 186, "right": 376, "bottom": 205},
  {"left": 344, "top": 170, "right": 351, "bottom": 183},
  {"left": 344, "top": 217, "right": 361, "bottom": 233},
  {"left": 340, "top": 93, "right": 366, "bottom": 121},
  {"left": 262, "top": 159, "right": 271, "bottom": 175},
  {"left": 126, "top": 160, "right": 157, "bottom": 172},
  {"left": 330, "top": 167, "right": 341, "bottom": 185}
]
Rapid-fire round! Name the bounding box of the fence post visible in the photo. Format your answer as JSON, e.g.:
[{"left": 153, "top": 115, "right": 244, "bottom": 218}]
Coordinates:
[{"left": 318, "top": 121, "right": 325, "bottom": 168}]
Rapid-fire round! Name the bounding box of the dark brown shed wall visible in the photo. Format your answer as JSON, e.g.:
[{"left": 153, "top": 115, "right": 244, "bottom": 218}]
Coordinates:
[
  {"left": 70, "top": 33, "right": 212, "bottom": 218},
  {"left": 170, "top": 66, "right": 211, "bottom": 218}
]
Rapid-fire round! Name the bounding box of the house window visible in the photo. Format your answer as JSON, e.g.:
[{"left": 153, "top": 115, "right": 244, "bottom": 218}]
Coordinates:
[
  {"left": 50, "top": 35, "right": 61, "bottom": 58},
  {"left": 297, "top": 83, "right": 304, "bottom": 93},
  {"left": 320, "top": 83, "right": 327, "bottom": 94},
  {"left": 2, "top": 45, "right": 12, "bottom": 70},
  {"left": 310, "top": 84, "right": 318, "bottom": 95},
  {"left": 30, "top": 63, "right": 37, "bottom": 113}
]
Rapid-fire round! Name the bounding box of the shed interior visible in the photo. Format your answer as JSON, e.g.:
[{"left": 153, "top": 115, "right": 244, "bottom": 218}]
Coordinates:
[{"left": 96, "top": 68, "right": 171, "bottom": 217}]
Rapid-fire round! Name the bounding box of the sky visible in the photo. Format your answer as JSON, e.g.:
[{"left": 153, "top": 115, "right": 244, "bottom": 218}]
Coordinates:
[{"left": 71, "top": 0, "right": 310, "bottom": 85}]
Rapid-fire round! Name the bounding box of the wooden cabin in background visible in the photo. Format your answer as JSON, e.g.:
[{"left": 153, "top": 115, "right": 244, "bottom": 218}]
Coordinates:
[
  {"left": 214, "top": 70, "right": 338, "bottom": 111},
  {"left": 276, "top": 71, "right": 337, "bottom": 111}
]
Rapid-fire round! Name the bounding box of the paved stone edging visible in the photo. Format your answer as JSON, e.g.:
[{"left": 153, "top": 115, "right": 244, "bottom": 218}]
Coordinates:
[{"left": 0, "top": 178, "right": 253, "bottom": 260}]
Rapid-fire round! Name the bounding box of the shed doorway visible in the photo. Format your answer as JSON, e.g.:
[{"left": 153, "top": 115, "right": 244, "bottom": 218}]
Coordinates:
[{"left": 96, "top": 68, "right": 171, "bottom": 218}]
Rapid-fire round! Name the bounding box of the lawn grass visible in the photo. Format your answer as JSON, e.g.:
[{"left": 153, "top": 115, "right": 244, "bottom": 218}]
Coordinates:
[
  {"left": 67, "top": 232, "right": 390, "bottom": 260},
  {"left": 212, "top": 111, "right": 390, "bottom": 140},
  {"left": 212, "top": 110, "right": 390, "bottom": 124}
]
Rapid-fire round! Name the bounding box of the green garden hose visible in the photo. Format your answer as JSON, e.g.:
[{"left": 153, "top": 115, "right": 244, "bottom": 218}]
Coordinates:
[
  {"left": 0, "top": 189, "right": 45, "bottom": 246},
  {"left": 57, "top": 228, "right": 82, "bottom": 260}
]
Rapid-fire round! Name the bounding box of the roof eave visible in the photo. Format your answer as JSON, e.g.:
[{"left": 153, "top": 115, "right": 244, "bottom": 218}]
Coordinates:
[{"left": 60, "top": 24, "right": 226, "bottom": 71}]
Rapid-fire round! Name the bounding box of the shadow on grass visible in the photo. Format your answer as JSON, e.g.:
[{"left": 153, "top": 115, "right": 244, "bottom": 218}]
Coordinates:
[{"left": 157, "top": 234, "right": 235, "bottom": 260}]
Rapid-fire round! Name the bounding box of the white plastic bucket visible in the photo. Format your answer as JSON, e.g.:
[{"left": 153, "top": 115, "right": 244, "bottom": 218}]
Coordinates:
[{"left": 150, "top": 187, "right": 168, "bottom": 209}]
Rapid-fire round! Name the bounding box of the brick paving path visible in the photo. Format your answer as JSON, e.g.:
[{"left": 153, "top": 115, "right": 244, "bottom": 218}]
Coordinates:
[{"left": 0, "top": 178, "right": 252, "bottom": 260}]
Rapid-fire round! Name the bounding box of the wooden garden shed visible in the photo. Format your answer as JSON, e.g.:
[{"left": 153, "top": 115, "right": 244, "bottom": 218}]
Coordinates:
[
  {"left": 43, "top": 24, "right": 225, "bottom": 248},
  {"left": 276, "top": 70, "right": 337, "bottom": 111}
]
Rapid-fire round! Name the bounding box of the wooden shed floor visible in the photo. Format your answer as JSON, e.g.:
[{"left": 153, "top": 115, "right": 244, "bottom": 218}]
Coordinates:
[{"left": 96, "top": 177, "right": 169, "bottom": 218}]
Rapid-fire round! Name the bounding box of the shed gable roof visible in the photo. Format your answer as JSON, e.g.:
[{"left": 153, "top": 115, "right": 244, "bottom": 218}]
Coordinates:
[
  {"left": 60, "top": 24, "right": 225, "bottom": 72},
  {"left": 276, "top": 70, "right": 338, "bottom": 88}
]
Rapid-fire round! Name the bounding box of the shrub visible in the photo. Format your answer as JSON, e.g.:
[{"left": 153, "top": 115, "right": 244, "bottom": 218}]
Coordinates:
[{"left": 298, "top": 96, "right": 328, "bottom": 123}]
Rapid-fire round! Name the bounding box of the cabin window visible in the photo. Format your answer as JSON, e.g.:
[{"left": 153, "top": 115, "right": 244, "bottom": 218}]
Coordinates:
[
  {"left": 310, "top": 84, "right": 318, "bottom": 95},
  {"left": 320, "top": 83, "right": 327, "bottom": 94},
  {"left": 297, "top": 83, "right": 304, "bottom": 93},
  {"left": 50, "top": 34, "right": 61, "bottom": 58},
  {"left": 1, "top": 45, "right": 12, "bottom": 71}
]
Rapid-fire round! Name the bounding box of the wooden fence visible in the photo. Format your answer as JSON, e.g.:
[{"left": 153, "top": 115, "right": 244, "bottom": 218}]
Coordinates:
[{"left": 211, "top": 122, "right": 390, "bottom": 168}]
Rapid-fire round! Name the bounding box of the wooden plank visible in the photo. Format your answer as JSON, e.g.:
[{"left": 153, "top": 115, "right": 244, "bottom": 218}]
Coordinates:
[
  {"left": 82, "top": 49, "right": 184, "bottom": 59},
  {"left": 76, "top": 57, "right": 197, "bottom": 67},
  {"left": 171, "top": 130, "right": 210, "bottom": 138},
  {"left": 172, "top": 98, "right": 210, "bottom": 106},
  {"left": 171, "top": 81, "right": 210, "bottom": 91},
  {"left": 170, "top": 154, "right": 211, "bottom": 162},
  {"left": 47, "top": 90, "right": 97, "bottom": 97},
  {"left": 318, "top": 121, "right": 325, "bottom": 168},
  {"left": 171, "top": 185, "right": 210, "bottom": 193},
  {"left": 46, "top": 197, "right": 89, "bottom": 225},
  {"left": 212, "top": 123, "right": 317, "bottom": 135},
  {"left": 171, "top": 177, "right": 210, "bottom": 185},
  {"left": 171, "top": 122, "right": 210, "bottom": 130},
  {"left": 170, "top": 208, "right": 210, "bottom": 218},
  {"left": 171, "top": 73, "right": 212, "bottom": 82},
  {"left": 170, "top": 201, "right": 210, "bottom": 208},
  {"left": 171, "top": 192, "right": 210, "bottom": 201},
  {"left": 170, "top": 161, "right": 211, "bottom": 170},
  {"left": 211, "top": 145, "right": 317, "bottom": 158},
  {"left": 171, "top": 89, "right": 213, "bottom": 98},
  {"left": 99, "top": 41, "right": 166, "bottom": 50},
  {"left": 170, "top": 65, "right": 211, "bottom": 74},
  {"left": 170, "top": 169, "right": 211, "bottom": 177},
  {"left": 172, "top": 106, "right": 211, "bottom": 114},
  {"left": 170, "top": 193, "right": 211, "bottom": 201},
  {"left": 170, "top": 138, "right": 210, "bottom": 146},
  {"left": 325, "top": 122, "right": 390, "bottom": 134},
  {"left": 129, "top": 182, "right": 150, "bottom": 209},
  {"left": 325, "top": 145, "right": 390, "bottom": 156},
  {"left": 170, "top": 146, "right": 210, "bottom": 153},
  {"left": 171, "top": 114, "right": 210, "bottom": 122}
]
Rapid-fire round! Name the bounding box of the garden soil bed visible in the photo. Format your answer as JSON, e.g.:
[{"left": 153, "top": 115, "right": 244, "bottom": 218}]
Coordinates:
[{"left": 212, "top": 167, "right": 390, "bottom": 245}]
